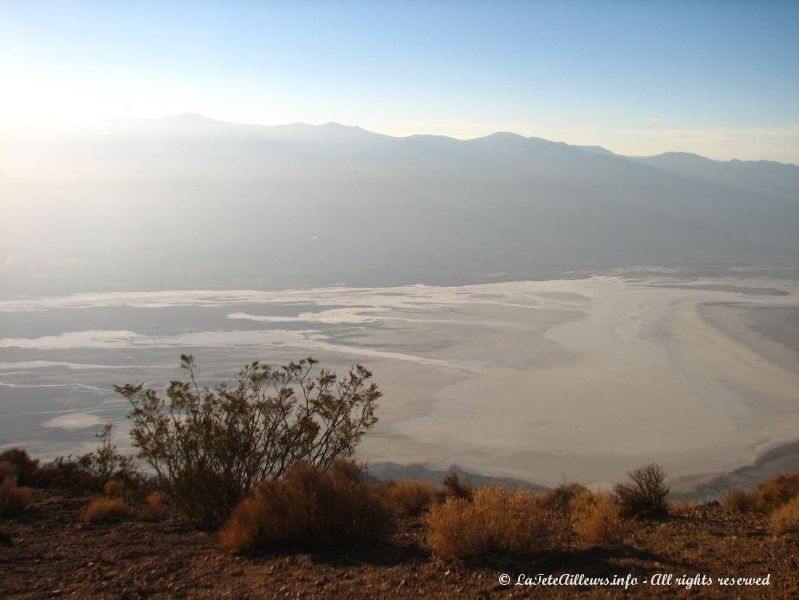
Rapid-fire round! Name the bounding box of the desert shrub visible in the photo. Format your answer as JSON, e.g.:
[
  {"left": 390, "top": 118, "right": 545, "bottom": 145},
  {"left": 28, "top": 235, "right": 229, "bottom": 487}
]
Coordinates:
[
  {"left": 81, "top": 424, "right": 139, "bottom": 489},
  {"left": 140, "top": 491, "right": 169, "bottom": 521},
  {"left": 425, "top": 486, "right": 556, "bottom": 561},
  {"left": 218, "top": 460, "right": 394, "bottom": 553},
  {"left": 34, "top": 425, "right": 139, "bottom": 493},
  {"left": 382, "top": 480, "right": 438, "bottom": 517},
  {"left": 103, "top": 479, "right": 126, "bottom": 498},
  {"left": 570, "top": 491, "right": 627, "bottom": 548},
  {"left": 754, "top": 473, "right": 799, "bottom": 514},
  {"left": 35, "top": 456, "right": 97, "bottom": 491},
  {"left": 117, "top": 355, "right": 381, "bottom": 527},
  {"left": 614, "top": 463, "right": 669, "bottom": 519},
  {"left": 724, "top": 488, "right": 755, "bottom": 513},
  {"left": 0, "top": 477, "right": 33, "bottom": 517},
  {"left": 0, "top": 449, "right": 40, "bottom": 486},
  {"left": 541, "top": 483, "right": 589, "bottom": 513},
  {"left": 769, "top": 497, "right": 799, "bottom": 534},
  {"left": 0, "top": 460, "right": 16, "bottom": 482},
  {"left": 80, "top": 497, "right": 131, "bottom": 523},
  {"left": 442, "top": 472, "right": 474, "bottom": 501}
]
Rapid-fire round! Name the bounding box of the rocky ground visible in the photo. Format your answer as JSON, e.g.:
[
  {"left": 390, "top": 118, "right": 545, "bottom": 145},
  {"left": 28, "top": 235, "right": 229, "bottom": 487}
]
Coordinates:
[{"left": 1, "top": 489, "right": 797, "bottom": 599}]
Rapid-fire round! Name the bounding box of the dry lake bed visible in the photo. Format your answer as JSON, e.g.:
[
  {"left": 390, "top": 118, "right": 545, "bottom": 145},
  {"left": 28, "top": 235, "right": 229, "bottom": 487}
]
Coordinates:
[{"left": 1, "top": 272, "right": 798, "bottom": 494}]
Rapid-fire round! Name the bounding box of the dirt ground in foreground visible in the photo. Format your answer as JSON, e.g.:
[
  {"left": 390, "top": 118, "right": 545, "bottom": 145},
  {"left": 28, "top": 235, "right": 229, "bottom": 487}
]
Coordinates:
[{"left": 1, "top": 489, "right": 796, "bottom": 599}]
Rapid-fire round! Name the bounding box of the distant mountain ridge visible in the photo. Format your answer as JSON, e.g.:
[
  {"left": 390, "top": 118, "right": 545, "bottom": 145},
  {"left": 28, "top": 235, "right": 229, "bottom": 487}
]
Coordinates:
[{"left": 2, "top": 115, "right": 797, "bottom": 293}]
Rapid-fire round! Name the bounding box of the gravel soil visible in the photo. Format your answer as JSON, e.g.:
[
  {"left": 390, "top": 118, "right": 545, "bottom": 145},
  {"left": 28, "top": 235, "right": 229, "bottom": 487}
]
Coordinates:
[{"left": 1, "top": 490, "right": 796, "bottom": 599}]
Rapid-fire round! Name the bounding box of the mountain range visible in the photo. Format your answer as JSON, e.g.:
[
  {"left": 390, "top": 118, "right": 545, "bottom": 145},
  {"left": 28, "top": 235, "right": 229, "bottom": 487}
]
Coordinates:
[{"left": 2, "top": 115, "right": 797, "bottom": 292}]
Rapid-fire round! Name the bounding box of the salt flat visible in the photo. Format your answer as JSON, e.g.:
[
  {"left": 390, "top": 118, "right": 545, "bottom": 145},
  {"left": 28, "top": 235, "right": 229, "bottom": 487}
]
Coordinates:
[{"left": 1, "top": 274, "right": 797, "bottom": 491}]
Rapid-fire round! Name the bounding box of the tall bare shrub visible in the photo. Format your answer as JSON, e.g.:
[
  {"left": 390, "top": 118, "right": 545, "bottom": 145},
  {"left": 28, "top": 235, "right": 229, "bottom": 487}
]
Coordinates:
[
  {"left": 614, "top": 463, "right": 669, "bottom": 519},
  {"left": 117, "top": 355, "right": 381, "bottom": 526}
]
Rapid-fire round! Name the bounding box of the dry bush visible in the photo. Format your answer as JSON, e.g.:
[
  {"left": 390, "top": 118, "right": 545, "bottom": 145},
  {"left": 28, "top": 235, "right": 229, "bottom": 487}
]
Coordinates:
[
  {"left": 0, "top": 449, "right": 40, "bottom": 486},
  {"left": 118, "top": 356, "right": 381, "bottom": 527},
  {"left": 570, "top": 491, "right": 627, "bottom": 548},
  {"left": 0, "top": 460, "right": 16, "bottom": 482},
  {"left": 382, "top": 480, "right": 438, "bottom": 517},
  {"left": 442, "top": 472, "right": 474, "bottom": 501},
  {"left": 724, "top": 488, "right": 755, "bottom": 513},
  {"left": 218, "top": 461, "right": 395, "bottom": 553},
  {"left": 614, "top": 463, "right": 669, "bottom": 519},
  {"left": 754, "top": 473, "right": 799, "bottom": 514},
  {"left": 769, "top": 497, "right": 799, "bottom": 534},
  {"left": 0, "top": 477, "right": 33, "bottom": 517},
  {"left": 541, "top": 483, "right": 589, "bottom": 513},
  {"left": 80, "top": 497, "right": 131, "bottom": 523},
  {"left": 35, "top": 457, "right": 96, "bottom": 491},
  {"left": 103, "top": 479, "right": 126, "bottom": 498},
  {"left": 140, "top": 491, "right": 169, "bottom": 521},
  {"left": 425, "top": 486, "right": 556, "bottom": 561},
  {"left": 34, "top": 426, "right": 139, "bottom": 493}
]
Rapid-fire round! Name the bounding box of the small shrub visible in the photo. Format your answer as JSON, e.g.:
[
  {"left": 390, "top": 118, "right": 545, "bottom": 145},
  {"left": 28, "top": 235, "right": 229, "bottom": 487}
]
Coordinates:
[
  {"left": 724, "top": 488, "right": 755, "bottom": 513},
  {"left": 34, "top": 425, "right": 139, "bottom": 493},
  {"left": 541, "top": 483, "right": 589, "bottom": 513},
  {"left": 218, "top": 461, "right": 395, "bottom": 553},
  {"left": 770, "top": 497, "right": 799, "bottom": 534},
  {"left": 382, "top": 480, "right": 438, "bottom": 517},
  {"left": 140, "top": 491, "right": 169, "bottom": 521},
  {"left": 82, "top": 424, "right": 139, "bottom": 490},
  {"left": 0, "top": 477, "right": 33, "bottom": 517},
  {"left": 103, "top": 479, "right": 126, "bottom": 498},
  {"left": 754, "top": 473, "right": 799, "bottom": 514},
  {"left": 614, "top": 463, "right": 669, "bottom": 519},
  {"left": 425, "top": 486, "right": 556, "bottom": 561},
  {"left": 0, "top": 449, "right": 40, "bottom": 486},
  {"left": 0, "top": 460, "right": 16, "bottom": 482},
  {"left": 35, "top": 457, "right": 96, "bottom": 491},
  {"left": 570, "top": 491, "right": 627, "bottom": 548},
  {"left": 442, "top": 472, "right": 474, "bottom": 501},
  {"left": 80, "top": 497, "right": 131, "bottom": 523},
  {"left": 118, "top": 356, "right": 381, "bottom": 527}
]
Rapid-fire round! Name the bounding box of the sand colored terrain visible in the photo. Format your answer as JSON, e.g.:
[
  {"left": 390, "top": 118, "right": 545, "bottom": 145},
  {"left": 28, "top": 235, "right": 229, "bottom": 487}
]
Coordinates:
[{"left": 355, "top": 276, "right": 799, "bottom": 490}]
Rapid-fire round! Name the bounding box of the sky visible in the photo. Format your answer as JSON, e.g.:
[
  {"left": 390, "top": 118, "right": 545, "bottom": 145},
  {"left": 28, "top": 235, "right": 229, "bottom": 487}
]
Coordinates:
[{"left": 1, "top": 0, "right": 798, "bottom": 162}]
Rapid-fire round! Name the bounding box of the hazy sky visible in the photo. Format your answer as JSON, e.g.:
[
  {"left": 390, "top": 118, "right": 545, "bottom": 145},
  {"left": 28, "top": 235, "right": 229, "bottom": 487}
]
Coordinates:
[{"left": 2, "top": 0, "right": 798, "bottom": 162}]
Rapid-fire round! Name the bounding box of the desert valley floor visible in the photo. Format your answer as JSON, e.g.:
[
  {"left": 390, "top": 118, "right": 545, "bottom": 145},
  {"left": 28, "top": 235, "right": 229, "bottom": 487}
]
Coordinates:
[{"left": 1, "top": 271, "right": 798, "bottom": 494}]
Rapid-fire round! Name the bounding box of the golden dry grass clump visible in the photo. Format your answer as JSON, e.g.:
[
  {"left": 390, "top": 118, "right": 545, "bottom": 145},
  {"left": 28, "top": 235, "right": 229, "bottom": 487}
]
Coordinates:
[
  {"left": 0, "top": 476, "right": 33, "bottom": 517},
  {"left": 425, "top": 485, "right": 556, "bottom": 561},
  {"left": 754, "top": 473, "right": 799, "bottom": 514},
  {"left": 218, "top": 460, "right": 395, "bottom": 553},
  {"left": 570, "top": 490, "right": 628, "bottom": 548},
  {"left": 80, "top": 497, "right": 132, "bottom": 523},
  {"left": 769, "top": 497, "right": 799, "bottom": 534},
  {"left": 140, "top": 491, "right": 169, "bottom": 521},
  {"left": 381, "top": 480, "right": 438, "bottom": 517}
]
